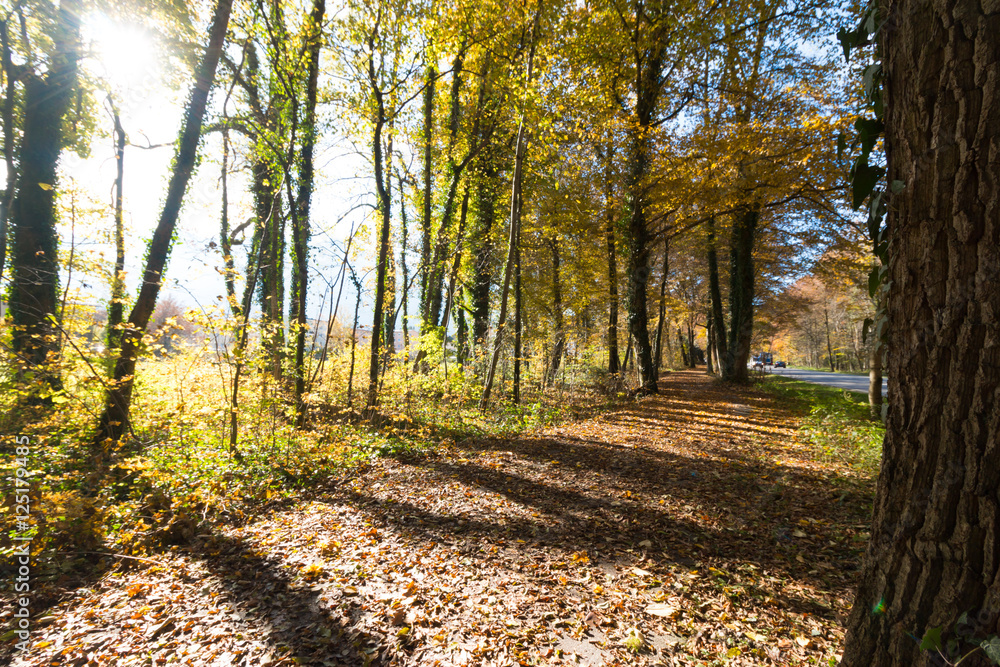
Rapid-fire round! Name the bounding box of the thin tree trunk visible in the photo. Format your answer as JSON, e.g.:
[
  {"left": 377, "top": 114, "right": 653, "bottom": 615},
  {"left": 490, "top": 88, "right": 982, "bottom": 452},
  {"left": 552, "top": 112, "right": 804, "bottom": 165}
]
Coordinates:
[
  {"left": 512, "top": 221, "right": 522, "bottom": 403},
  {"left": 106, "top": 99, "right": 127, "bottom": 357},
  {"left": 95, "top": 0, "right": 233, "bottom": 445},
  {"left": 419, "top": 58, "right": 435, "bottom": 325},
  {"left": 600, "top": 141, "right": 621, "bottom": 377},
  {"left": 219, "top": 126, "right": 240, "bottom": 317},
  {"left": 346, "top": 272, "right": 362, "bottom": 408},
  {"left": 365, "top": 43, "right": 391, "bottom": 411},
  {"left": 706, "top": 216, "right": 728, "bottom": 370},
  {"left": 480, "top": 4, "right": 541, "bottom": 410},
  {"left": 291, "top": 0, "right": 324, "bottom": 427},
  {"left": 652, "top": 234, "right": 669, "bottom": 375},
  {"left": 546, "top": 238, "right": 565, "bottom": 387},
  {"left": 824, "top": 306, "right": 835, "bottom": 372},
  {"left": 398, "top": 174, "right": 411, "bottom": 351}
]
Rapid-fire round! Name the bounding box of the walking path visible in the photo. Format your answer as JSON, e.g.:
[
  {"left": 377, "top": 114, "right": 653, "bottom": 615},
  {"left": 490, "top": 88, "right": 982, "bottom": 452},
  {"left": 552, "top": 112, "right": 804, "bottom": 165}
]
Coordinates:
[{"left": 12, "top": 371, "right": 874, "bottom": 666}]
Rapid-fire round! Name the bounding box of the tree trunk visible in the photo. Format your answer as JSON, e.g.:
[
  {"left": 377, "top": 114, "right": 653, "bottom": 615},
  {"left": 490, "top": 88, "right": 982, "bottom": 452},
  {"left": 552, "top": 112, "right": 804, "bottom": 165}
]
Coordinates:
[
  {"left": 706, "top": 310, "right": 715, "bottom": 374},
  {"left": 513, "top": 223, "right": 523, "bottom": 403},
  {"left": 365, "top": 52, "right": 391, "bottom": 411},
  {"left": 546, "top": 239, "right": 565, "bottom": 387},
  {"left": 706, "top": 216, "right": 728, "bottom": 370},
  {"left": 219, "top": 127, "right": 241, "bottom": 318},
  {"left": 419, "top": 59, "right": 435, "bottom": 326},
  {"left": 841, "top": 2, "right": 1000, "bottom": 664},
  {"left": 653, "top": 234, "right": 669, "bottom": 375},
  {"left": 479, "top": 4, "right": 541, "bottom": 410},
  {"left": 601, "top": 140, "right": 621, "bottom": 377},
  {"left": 291, "top": 0, "right": 324, "bottom": 426},
  {"left": 825, "top": 306, "right": 835, "bottom": 372},
  {"left": 95, "top": 0, "right": 232, "bottom": 445},
  {"left": 0, "top": 18, "right": 17, "bottom": 286},
  {"left": 106, "top": 101, "right": 127, "bottom": 356},
  {"left": 868, "top": 340, "right": 882, "bottom": 420},
  {"left": 722, "top": 206, "right": 758, "bottom": 383},
  {"left": 472, "top": 162, "right": 497, "bottom": 356},
  {"left": 9, "top": 0, "right": 80, "bottom": 391}
]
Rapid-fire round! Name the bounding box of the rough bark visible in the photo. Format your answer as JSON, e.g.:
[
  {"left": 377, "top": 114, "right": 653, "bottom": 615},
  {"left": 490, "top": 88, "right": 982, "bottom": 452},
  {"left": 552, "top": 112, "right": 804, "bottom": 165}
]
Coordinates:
[
  {"left": 472, "top": 155, "right": 499, "bottom": 355},
  {"left": 722, "top": 206, "right": 758, "bottom": 383},
  {"left": 95, "top": 0, "right": 233, "bottom": 445},
  {"left": 841, "top": 2, "right": 1000, "bottom": 664}
]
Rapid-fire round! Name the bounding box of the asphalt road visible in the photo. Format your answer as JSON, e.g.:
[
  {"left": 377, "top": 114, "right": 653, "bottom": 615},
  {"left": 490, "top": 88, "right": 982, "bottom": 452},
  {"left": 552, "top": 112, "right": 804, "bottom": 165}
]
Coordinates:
[{"left": 769, "top": 367, "right": 888, "bottom": 394}]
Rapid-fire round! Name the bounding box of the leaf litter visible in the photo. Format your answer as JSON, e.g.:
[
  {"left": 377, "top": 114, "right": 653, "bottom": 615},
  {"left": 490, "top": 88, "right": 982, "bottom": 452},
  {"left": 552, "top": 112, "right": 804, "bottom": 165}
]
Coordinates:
[{"left": 7, "top": 370, "right": 873, "bottom": 666}]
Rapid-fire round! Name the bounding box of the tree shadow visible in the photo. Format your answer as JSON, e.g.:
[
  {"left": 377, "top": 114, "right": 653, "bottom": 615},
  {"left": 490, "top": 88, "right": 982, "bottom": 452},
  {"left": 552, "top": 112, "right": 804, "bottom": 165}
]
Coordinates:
[{"left": 187, "top": 531, "right": 379, "bottom": 666}]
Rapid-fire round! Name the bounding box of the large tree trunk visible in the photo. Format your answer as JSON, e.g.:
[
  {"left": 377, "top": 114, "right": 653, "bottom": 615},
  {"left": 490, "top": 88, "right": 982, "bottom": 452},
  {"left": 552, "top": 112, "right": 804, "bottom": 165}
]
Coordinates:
[
  {"left": 841, "top": 1, "right": 1000, "bottom": 664},
  {"left": 9, "top": 1, "right": 80, "bottom": 391},
  {"left": 95, "top": 0, "right": 232, "bottom": 445},
  {"left": 722, "top": 206, "right": 758, "bottom": 383}
]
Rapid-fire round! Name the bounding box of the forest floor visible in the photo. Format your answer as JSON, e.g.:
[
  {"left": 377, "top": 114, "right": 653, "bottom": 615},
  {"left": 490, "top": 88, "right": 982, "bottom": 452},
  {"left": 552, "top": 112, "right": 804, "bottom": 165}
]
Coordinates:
[{"left": 7, "top": 369, "right": 875, "bottom": 667}]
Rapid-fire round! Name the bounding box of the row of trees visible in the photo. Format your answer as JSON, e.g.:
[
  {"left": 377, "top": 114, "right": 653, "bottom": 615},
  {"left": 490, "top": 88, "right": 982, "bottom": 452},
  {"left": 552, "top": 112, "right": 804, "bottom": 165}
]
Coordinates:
[{"left": 2, "top": 0, "right": 853, "bottom": 437}]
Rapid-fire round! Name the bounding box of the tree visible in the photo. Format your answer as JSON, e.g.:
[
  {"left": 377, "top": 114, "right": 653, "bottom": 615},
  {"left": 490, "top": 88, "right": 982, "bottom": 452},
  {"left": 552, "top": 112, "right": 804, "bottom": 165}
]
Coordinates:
[
  {"left": 840, "top": 1, "right": 1000, "bottom": 664},
  {"left": 8, "top": 0, "right": 81, "bottom": 394},
  {"left": 95, "top": 0, "right": 233, "bottom": 445}
]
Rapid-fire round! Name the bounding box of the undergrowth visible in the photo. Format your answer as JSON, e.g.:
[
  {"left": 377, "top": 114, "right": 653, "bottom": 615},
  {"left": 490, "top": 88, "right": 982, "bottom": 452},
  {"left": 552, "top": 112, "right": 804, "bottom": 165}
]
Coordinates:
[
  {"left": 1, "top": 342, "right": 622, "bottom": 588},
  {"left": 761, "top": 375, "right": 884, "bottom": 474}
]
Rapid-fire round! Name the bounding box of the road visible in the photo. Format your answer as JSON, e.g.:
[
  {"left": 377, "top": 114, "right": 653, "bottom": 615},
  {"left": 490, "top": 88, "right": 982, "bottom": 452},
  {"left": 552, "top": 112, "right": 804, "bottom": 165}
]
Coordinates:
[{"left": 769, "top": 367, "right": 887, "bottom": 394}]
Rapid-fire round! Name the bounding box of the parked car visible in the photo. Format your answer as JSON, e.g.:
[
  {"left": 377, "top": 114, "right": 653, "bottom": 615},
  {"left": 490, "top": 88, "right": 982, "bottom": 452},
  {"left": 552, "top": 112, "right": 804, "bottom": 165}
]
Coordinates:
[{"left": 774, "top": 361, "right": 787, "bottom": 368}]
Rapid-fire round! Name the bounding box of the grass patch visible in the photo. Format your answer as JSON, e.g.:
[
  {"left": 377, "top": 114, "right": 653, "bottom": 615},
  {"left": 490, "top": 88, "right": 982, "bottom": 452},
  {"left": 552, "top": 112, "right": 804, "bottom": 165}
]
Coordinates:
[{"left": 761, "top": 375, "right": 884, "bottom": 474}]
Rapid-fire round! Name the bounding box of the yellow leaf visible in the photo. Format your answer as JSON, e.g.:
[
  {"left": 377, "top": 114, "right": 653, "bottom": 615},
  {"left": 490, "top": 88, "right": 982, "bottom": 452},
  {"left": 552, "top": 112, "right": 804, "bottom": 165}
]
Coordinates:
[{"left": 37, "top": 183, "right": 53, "bottom": 191}]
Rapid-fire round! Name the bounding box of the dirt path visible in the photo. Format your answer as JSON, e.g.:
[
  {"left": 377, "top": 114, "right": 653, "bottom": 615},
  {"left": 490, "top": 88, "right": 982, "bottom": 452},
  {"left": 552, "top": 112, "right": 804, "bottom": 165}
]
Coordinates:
[{"left": 10, "top": 370, "right": 874, "bottom": 666}]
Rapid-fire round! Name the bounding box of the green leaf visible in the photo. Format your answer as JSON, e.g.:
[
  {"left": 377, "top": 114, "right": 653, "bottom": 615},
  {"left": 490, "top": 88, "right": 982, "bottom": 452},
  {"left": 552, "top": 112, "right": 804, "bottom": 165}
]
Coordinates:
[
  {"left": 891, "top": 180, "right": 905, "bottom": 194},
  {"left": 836, "top": 27, "right": 855, "bottom": 61},
  {"left": 981, "top": 636, "right": 1000, "bottom": 663},
  {"left": 837, "top": 133, "right": 847, "bottom": 160},
  {"left": 868, "top": 266, "right": 881, "bottom": 299},
  {"left": 851, "top": 162, "right": 885, "bottom": 209},
  {"left": 920, "top": 626, "right": 943, "bottom": 652},
  {"left": 863, "top": 64, "right": 882, "bottom": 99}
]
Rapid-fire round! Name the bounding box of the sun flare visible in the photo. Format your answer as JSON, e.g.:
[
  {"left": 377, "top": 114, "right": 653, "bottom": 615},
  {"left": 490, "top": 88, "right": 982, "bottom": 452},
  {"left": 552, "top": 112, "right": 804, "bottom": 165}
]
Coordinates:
[{"left": 87, "top": 15, "right": 159, "bottom": 90}]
